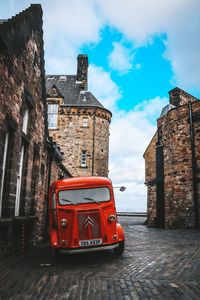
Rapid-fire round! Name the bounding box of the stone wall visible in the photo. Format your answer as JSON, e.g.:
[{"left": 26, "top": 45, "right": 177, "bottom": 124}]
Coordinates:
[
  {"left": 144, "top": 88, "right": 200, "bottom": 228},
  {"left": 49, "top": 106, "right": 111, "bottom": 177},
  {"left": 158, "top": 104, "right": 194, "bottom": 228},
  {"left": 0, "top": 5, "right": 47, "bottom": 257},
  {"left": 144, "top": 133, "right": 157, "bottom": 226}
]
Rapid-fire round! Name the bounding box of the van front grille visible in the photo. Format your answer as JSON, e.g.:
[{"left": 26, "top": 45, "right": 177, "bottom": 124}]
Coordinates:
[{"left": 77, "top": 211, "right": 101, "bottom": 240}]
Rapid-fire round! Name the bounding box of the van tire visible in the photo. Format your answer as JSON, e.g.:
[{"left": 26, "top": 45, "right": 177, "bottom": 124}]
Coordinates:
[
  {"left": 52, "top": 248, "right": 60, "bottom": 257},
  {"left": 114, "top": 241, "right": 124, "bottom": 255}
]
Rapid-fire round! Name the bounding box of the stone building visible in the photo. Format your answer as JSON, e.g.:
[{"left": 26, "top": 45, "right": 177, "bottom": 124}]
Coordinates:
[
  {"left": 144, "top": 87, "right": 200, "bottom": 228},
  {"left": 0, "top": 5, "right": 70, "bottom": 258},
  {"left": 46, "top": 54, "right": 112, "bottom": 177}
]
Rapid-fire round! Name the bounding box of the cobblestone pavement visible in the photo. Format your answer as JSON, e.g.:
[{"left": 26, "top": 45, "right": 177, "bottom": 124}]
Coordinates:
[{"left": 0, "top": 216, "right": 200, "bottom": 300}]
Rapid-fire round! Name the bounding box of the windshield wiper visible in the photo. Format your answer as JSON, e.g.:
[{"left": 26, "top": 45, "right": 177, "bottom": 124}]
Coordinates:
[
  {"left": 83, "top": 197, "right": 100, "bottom": 204},
  {"left": 60, "top": 199, "right": 77, "bottom": 205}
]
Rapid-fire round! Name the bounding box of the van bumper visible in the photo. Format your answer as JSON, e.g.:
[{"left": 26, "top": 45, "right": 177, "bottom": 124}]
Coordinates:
[{"left": 59, "top": 243, "right": 119, "bottom": 254}]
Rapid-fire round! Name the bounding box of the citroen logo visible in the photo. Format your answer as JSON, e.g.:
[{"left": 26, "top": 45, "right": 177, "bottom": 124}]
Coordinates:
[{"left": 84, "top": 216, "right": 95, "bottom": 228}]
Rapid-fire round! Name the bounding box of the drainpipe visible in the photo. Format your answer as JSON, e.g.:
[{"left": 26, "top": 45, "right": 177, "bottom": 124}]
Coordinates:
[
  {"left": 188, "top": 102, "right": 199, "bottom": 228},
  {"left": 156, "top": 129, "right": 165, "bottom": 228},
  {"left": 45, "top": 141, "right": 55, "bottom": 237},
  {"left": 91, "top": 110, "right": 96, "bottom": 175}
]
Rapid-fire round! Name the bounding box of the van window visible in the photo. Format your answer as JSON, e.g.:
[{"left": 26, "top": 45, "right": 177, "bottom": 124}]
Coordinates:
[{"left": 58, "top": 187, "right": 110, "bottom": 205}]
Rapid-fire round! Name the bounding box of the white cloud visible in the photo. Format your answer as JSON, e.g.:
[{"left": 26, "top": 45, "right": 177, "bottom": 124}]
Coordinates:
[
  {"left": 88, "top": 64, "right": 122, "bottom": 111},
  {"left": 1, "top": 0, "right": 199, "bottom": 90},
  {"left": 164, "top": 8, "right": 200, "bottom": 90},
  {"left": 96, "top": 0, "right": 200, "bottom": 92},
  {"left": 109, "top": 96, "right": 168, "bottom": 211},
  {"left": 135, "top": 63, "right": 141, "bottom": 70},
  {"left": 108, "top": 42, "right": 134, "bottom": 74},
  {"left": 42, "top": 0, "right": 104, "bottom": 74},
  {"left": 88, "top": 63, "right": 168, "bottom": 211},
  {"left": 114, "top": 182, "right": 147, "bottom": 212},
  {"left": 43, "top": 0, "right": 102, "bottom": 45},
  {"left": 45, "top": 44, "right": 78, "bottom": 74},
  {"left": 43, "top": 0, "right": 200, "bottom": 91}
]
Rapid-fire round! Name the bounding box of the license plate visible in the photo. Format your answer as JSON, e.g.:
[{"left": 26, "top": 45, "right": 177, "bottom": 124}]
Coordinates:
[{"left": 79, "top": 239, "right": 102, "bottom": 247}]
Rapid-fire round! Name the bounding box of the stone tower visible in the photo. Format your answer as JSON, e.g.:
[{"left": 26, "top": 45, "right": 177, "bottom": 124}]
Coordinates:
[
  {"left": 46, "top": 55, "right": 112, "bottom": 177},
  {"left": 144, "top": 87, "right": 200, "bottom": 229}
]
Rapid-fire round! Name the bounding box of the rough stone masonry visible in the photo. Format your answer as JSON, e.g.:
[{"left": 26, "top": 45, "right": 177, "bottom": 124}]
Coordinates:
[{"left": 144, "top": 87, "right": 200, "bottom": 228}]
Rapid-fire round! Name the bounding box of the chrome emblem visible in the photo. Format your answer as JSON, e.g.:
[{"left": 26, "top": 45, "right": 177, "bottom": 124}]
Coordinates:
[{"left": 84, "top": 216, "right": 95, "bottom": 228}]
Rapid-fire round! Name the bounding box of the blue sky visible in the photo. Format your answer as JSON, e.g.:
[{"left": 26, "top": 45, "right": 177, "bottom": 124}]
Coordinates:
[
  {"left": 81, "top": 31, "right": 174, "bottom": 110},
  {"left": 1, "top": 0, "right": 200, "bottom": 211}
]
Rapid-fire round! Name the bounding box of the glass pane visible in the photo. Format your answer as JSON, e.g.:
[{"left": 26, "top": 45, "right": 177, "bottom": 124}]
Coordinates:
[
  {"left": 22, "top": 109, "right": 29, "bottom": 134},
  {"left": 81, "top": 151, "right": 87, "bottom": 166},
  {"left": 48, "top": 104, "right": 58, "bottom": 128},
  {"left": 83, "top": 118, "right": 88, "bottom": 127},
  {"left": 58, "top": 187, "right": 110, "bottom": 205}
]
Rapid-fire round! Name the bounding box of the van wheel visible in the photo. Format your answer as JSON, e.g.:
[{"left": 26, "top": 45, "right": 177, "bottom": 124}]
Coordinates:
[
  {"left": 114, "top": 241, "right": 124, "bottom": 255},
  {"left": 52, "top": 248, "right": 60, "bottom": 257}
]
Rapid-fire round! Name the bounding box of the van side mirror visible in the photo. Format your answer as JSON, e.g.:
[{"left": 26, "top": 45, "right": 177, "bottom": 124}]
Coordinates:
[
  {"left": 119, "top": 186, "right": 126, "bottom": 192},
  {"left": 114, "top": 186, "right": 126, "bottom": 192}
]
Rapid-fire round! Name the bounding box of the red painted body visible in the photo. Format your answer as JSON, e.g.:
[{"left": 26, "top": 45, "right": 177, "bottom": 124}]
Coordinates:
[{"left": 49, "top": 177, "right": 125, "bottom": 254}]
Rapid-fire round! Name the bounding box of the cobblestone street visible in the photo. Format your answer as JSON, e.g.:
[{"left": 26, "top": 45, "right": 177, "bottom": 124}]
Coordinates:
[{"left": 0, "top": 216, "right": 200, "bottom": 300}]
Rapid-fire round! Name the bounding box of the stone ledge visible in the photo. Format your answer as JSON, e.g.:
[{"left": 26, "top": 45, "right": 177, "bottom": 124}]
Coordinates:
[
  {"left": 0, "top": 218, "right": 13, "bottom": 227},
  {"left": 14, "top": 216, "right": 38, "bottom": 224},
  {"left": 0, "top": 216, "right": 38, "bottom": 227}
]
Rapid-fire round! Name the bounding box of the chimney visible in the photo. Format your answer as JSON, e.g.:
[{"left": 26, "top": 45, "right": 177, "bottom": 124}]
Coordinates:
[
  {"left": 77, "top": 54, "right": 88, "bottom": 90},
  {"left": 169, "top": 87, "right": 197, "bottom": 108}
]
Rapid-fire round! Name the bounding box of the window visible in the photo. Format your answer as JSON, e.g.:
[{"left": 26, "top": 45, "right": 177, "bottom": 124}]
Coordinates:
[
  {"left": 0, "top": 132, "right": 9, "bottom": 217},
  {"left": 15, "top": 105, "right": 30, "bottom": 217},
  {"left": 22, "top": 108, "right": 29, "bottom": 134},
  {"left": 15, "top": 144, "right": 25, "bottom": 216},
  {"left": 82, "top": 117, "right": 88, "bottom": 127},
  {"left": 48, "top": 104, "right": 58, "bottom": 129},
  {"left": 33, "top": 51, "right": 38, "bottom": 68},
  {"left": 30, "top": 148, "right": 40, "bottom": 215},
  {"left": 59, "top": 187, "right": 110, "bottom": 205},
  {"left": 81, "top": 150, "right": 87, "bottom": 167}
]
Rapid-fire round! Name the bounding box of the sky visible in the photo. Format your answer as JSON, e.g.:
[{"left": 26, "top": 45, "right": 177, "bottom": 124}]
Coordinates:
[{"left": 1, "top": 0, "right": 200, "bottom": 212}]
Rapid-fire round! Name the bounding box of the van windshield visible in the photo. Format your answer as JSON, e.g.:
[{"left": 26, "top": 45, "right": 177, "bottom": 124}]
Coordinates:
[{"left": 58, "top": 187, "right": 110, "bottom": 205}]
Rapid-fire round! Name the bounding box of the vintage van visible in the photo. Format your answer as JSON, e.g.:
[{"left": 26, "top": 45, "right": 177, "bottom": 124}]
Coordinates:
[{"left": 49, "top": 176, "right": 125, "bottom": 255}]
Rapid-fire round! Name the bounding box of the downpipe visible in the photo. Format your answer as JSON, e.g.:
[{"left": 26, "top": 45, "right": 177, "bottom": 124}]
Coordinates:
[{"left": 188, "top": 102, "right": 199, "bottom": 228}]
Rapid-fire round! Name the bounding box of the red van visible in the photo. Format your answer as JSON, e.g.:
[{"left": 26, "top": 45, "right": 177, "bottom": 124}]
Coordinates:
[{"left": 49, "top": 176, "right": 125, "bottom": 255}]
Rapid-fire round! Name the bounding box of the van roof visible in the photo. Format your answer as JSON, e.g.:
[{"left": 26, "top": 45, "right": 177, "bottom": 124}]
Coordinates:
[{"left": 50, "top": 176, "right": 112, "bottom": 189}]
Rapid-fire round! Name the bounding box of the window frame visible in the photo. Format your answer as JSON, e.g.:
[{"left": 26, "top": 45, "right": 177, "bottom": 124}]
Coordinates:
[
  {"left": 22, "top": 108, "right": 29, "bottom": 134},
  {"left": 0, "top": 132, "right": 9, "bottom": 217},
  {"left": 82, "top": 117, "right": 88, "bottom": 128},
  {"left": 15, "top": 143, "right": 25, "bottom": 217},
  {"left": 58, "top": 187, "right": 111, "bottom": 205},
  {"left": 81, "top": 150, "right": 87, "bottom": 167},
  {"left": 48, "top": 103, "right": 59, "bottom": 129}
]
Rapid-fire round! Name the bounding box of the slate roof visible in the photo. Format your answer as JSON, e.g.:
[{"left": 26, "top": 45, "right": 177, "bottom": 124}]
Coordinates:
[{"left": 46, "top": 75, "right": 109, "bottom": 111}]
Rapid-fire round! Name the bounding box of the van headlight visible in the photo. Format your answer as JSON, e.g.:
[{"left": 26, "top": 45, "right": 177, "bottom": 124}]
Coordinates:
[
  {"left": 60, "top": 219, "right": 67, "bottom": 227},
  {"left": 108, "top": 214, "right": 116, "bottom": 222}
]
